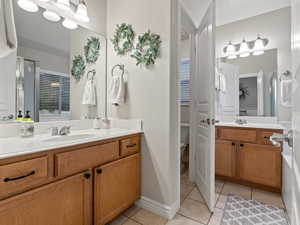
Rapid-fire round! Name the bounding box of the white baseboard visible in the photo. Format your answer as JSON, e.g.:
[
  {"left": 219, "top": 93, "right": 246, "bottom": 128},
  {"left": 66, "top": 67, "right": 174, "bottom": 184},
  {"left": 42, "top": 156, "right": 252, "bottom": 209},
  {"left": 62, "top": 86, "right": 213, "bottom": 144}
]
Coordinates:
[{"left": 135, "top": 196, "right": 180, "bottom": 220}]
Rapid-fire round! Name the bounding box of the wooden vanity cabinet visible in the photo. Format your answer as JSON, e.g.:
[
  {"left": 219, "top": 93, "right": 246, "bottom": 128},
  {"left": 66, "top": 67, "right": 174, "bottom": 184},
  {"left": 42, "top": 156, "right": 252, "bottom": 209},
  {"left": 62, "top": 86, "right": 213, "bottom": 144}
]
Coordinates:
[
  {"left": 94, "top": 154, "right": 141, "bottom": 225},
  {"left": 0, "top": 171, "right": 93, "bottom": 225},
  {"left": 0, "top": 134, "right": 141, "bottom": 225},
  {"left": 216, "top": 126, "right": 282, "bottom": 191}
]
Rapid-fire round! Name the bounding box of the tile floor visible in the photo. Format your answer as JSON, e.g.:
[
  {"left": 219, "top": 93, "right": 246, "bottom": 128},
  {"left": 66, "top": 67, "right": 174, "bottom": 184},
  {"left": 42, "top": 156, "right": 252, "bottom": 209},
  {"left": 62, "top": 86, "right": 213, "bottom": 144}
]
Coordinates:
[{"left": 107, "top": 175, "right": 286, "bottom": 225}]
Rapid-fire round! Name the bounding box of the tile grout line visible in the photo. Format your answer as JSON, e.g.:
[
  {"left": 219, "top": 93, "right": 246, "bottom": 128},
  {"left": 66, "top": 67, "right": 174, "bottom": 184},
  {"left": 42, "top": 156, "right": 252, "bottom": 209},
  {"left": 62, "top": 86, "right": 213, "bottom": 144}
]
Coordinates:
[{"left": 176, "top": 211, "right": 207, "bottom": 225}]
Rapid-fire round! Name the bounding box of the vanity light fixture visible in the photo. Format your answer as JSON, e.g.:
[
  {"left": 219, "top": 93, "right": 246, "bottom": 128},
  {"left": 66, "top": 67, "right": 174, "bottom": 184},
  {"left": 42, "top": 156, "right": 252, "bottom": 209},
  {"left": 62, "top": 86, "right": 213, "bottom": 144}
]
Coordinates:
[
  {"left": 239, "top": 39, "right": 250, "bottom": 58},
  {"left": 56, "top": 0, "right": 71, "bottom": 11},
  {"left": 75, "top": 0, "right": 90, "bottom": 22},
  {"left": 62, "top": 18, "right": 78, "bottom": 30},
  {"left": 38, "top": 0, "right": 51, "bottom": 2},
  {"left": 43, "top": 10, "right": 61, "bottom": 22},
  {"left": 17, "top": 0, "right": 39, "bottom": 13},
  {"left": 253, "top": 35, "right": 265, "bottom": 56},
  {"left": 225, "top": 41, "right": 237, "bottom": 59}
]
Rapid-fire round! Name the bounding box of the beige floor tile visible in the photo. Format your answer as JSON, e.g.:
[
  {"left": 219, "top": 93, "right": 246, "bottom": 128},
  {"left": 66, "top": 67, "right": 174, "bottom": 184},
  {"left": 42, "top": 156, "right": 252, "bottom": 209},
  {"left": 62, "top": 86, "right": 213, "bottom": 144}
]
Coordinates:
[
  {"left": 215, "top": 194, "right": 228, "bottom": 210},
  {"left": 132, "top": 209, "right": 168, "bottom": 225},
  {"left": 252, "top": 189, "right": 285, "bottom": 208},
  {"left": 166, "top": 214, "right": 204, "bottom": 225},
  {"left": 215, "top": 180, "right": 224, "bottom": 193},
  {"left": 208, "top": 208, "right": 223, "bottom": 225},
  {"left": 108, "top": 215, "right": 129, "bottom": 225},
  {"left": 181, "top": 180, "right": 195, "bottom": 202},
  {"left": 178, "top": 199, "right": 212, "bottom": 224},
  {"left": 187, "top": 187, "right": 205, "bottom": 203},
  {"left": 123, "top": 219, "right": 141, "bottom": 225},
  {"left": 124, "top": 205, "right": 141, "bottom": 218},
  {"left": 221, "top": 182, "right": 251, "bottom": 199}
]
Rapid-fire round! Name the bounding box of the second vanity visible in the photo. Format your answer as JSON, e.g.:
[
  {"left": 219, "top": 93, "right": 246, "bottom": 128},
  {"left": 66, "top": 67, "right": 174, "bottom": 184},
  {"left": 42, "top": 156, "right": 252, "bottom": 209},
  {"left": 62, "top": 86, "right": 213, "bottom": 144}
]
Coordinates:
[
  {"left": 0, "top": 128, "right": 142, "bottom": 225},
  {"left": 216, "top": 122, "right": 284, "bottom": 192}
]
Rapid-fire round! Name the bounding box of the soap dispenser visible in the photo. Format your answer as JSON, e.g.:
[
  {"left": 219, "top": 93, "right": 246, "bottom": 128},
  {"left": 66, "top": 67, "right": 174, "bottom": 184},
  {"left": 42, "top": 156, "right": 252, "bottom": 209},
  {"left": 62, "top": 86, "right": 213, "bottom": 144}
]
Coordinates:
[{"left": 16, "top": 110, "right": 23, "bottom": 121}]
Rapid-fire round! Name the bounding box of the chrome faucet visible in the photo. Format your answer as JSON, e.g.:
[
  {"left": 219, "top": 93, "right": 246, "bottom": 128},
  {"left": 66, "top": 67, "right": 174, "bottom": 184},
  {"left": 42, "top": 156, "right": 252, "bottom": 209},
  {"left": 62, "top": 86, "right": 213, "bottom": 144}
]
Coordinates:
[{"left": 59, "top": 126, "right": 71, "bottom": 136}]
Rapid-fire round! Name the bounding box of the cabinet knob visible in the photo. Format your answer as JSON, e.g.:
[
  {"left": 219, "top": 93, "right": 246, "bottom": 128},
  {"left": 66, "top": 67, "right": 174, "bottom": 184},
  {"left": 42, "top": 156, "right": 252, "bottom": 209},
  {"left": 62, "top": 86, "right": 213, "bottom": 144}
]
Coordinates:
[
  {"left": 84, "top": 173, "right": 91, "bottom": 179},
  {"left": 232, "top": 142, "right": 235, "bottom": 146},
  {"left": 96, "top": 169, "right": 102, "bottom": 174},
  {"left": 240, "top": 144, "right": 244, "bottom": 147}
]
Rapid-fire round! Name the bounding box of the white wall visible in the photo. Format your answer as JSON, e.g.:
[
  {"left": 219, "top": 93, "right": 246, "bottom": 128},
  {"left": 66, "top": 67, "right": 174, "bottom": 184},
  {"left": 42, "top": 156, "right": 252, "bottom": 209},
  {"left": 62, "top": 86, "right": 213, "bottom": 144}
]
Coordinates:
[
  {"left": 216, "top": 7, "right": 292, "bottom": 121},
  {"left": 107, "top": 0, "right": 179, "bottom": 209}
]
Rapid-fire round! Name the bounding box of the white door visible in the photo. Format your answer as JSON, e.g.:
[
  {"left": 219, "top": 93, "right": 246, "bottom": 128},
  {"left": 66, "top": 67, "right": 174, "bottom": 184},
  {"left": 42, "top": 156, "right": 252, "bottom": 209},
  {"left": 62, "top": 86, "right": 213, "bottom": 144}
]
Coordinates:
[
  {"left": 291, "top": 0, "right": 300, "bottom": 223},
  {"left": 190, "top": 0, "right": 215, "bottom": 211}
]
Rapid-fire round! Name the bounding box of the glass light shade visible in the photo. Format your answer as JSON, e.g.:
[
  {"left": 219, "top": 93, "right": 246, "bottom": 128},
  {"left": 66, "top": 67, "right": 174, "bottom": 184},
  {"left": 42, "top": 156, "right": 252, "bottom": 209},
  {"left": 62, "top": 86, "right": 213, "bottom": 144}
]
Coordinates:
[
  {"left": 75, "top": 1, "right": 90, "bottom": 22},
  {"left": 18, "top": 0, "right": 39, "bottom": 13},
  {"left": 253, "top": 37, "right": 265, "bottom": 56},
  {"left": 226, "top": 41, "right": 236, "bottom": 55},
  {"left": 38, "top": 0, "right": 51, "bottom": 2},
  {"left": 43, "top": 10, "right": 60, "bottom": 22},
  {"left": 239, "top": 40, "right": 250, "bottom": 58},
  {"left": 227, "top": 54, "right": 237, "bottom": 59},
  {"left": 56, "top": 0, "right": 71, "bottom": 11},
  {"left": 62, "top": 18, "right": 78, "bottom": 30}
]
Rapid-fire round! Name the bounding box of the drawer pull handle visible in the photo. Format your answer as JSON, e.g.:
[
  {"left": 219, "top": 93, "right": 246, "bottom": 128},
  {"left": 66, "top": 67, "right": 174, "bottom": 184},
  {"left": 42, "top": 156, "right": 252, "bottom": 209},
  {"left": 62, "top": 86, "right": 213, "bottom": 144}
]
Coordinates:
[
  {"left": 264, "top": 136, "right": 270, "bottom": 139},
  {"left": 240, "top": 144, "right": 244, "bottom": 147},
  {"left": 96, "top": 169, "right": 102, "bottom": 174},
  {"left": 232, "top": 142, "right": 235, "bottom": 146},
  {"left": 3, "top": 170, "right": 35, "bottom": 183},
  {"left": 84, "top": 173, "right": 91, "bottom": 179},
  {"left": 127, "top": 144, "right": 137, "bottom": 148}
]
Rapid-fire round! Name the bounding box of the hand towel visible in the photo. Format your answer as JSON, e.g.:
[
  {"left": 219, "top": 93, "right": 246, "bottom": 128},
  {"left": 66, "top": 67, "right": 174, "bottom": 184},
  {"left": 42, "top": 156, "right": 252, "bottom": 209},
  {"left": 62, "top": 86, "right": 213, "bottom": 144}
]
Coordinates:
[
  {"left": 82, "top": 73, "right": 97, "bottom": 106},
  {"left": 281, "top": 80, "right": 293, "bottom": 107},
  {"left": 215, "top": 67, "right": 220, "bottom": 90},
  {"left": 110, "top": 74, "right": 125, "bottom": 106},
  {"left": 0, "top": 0, "right": 17, "bottom": 58},
  {"left": 219, "top": 72, "right": 226, "bottom": 93}
]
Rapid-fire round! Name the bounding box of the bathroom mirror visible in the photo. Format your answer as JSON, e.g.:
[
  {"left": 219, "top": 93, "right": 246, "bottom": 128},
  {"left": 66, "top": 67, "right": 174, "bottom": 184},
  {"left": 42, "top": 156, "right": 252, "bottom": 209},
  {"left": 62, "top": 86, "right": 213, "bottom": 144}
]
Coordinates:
[
  {"left": 216, "top": 49, "right": 278, "bottom": 117},
  {"left": 0, "top": 0, "right": 106, "bottom": 122}
]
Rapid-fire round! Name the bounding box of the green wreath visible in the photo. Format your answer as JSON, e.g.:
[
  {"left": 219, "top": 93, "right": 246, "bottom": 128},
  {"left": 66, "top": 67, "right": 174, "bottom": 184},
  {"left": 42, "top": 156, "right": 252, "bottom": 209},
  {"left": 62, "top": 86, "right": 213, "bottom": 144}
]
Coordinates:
[
  {"left": 71, "top": 55, "right": 86, "bottom": 82},
  {"left": 111, "top": 23, "right": 135, "bottom": 55},
  {"left": 84, "top": 37, "right": 101, "bottom": 64},
  {"left": 131, "top": 30, "right": 161, "bottom": 66}
]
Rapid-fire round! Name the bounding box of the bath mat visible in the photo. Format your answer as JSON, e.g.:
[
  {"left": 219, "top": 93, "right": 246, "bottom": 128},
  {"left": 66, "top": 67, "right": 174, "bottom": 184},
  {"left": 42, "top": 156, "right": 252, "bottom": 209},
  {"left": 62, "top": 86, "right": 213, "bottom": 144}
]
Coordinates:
[{"left": 220, "top": 195, "right": 289, "bottom": 225}]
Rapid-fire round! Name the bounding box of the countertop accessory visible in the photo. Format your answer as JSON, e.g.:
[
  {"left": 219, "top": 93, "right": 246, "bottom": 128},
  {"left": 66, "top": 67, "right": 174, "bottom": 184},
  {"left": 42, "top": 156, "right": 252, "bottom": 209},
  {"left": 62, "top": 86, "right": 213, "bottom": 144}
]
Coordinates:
[
  {"left": 19, "top": 121, "right": 34, "bottom": 137},
  {"left": 93, "top": 117, "right": 101, "bottom": 129},
  {"left": 59, "top": 126, "right": 71, "bottom": 136},
  {"left": 51, "top": 127, "right": 59, "bottom": 136}
]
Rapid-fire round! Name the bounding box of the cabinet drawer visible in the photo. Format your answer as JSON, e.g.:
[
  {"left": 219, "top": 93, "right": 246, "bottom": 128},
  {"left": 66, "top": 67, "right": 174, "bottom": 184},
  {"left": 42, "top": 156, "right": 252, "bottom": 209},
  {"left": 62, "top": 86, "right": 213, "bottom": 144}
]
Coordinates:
[
  {"left": 0, "top": 156, "right": 49, "bottom": 198},
  {"left": 257, "top": 130, "right": 283, "bottom": 145},
  {"left": 218, "top": 127, "right": 257, "bottom": 143},
  {"left": 120, "top": 136, "right": 140, "bottom": 157},
  {"left": 55, "top": 141, "right": 119, "bottom": 177}
]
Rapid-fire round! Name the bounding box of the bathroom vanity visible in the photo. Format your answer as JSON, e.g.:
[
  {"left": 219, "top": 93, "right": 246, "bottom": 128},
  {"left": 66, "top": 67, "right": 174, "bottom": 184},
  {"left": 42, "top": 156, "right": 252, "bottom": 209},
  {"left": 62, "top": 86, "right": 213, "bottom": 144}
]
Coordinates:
[
  {"left": 216, "top": 124, "right": 283, "bottom": 192},
  {"left": 0, "top": 131, "right": 141, "bottom": 225}
]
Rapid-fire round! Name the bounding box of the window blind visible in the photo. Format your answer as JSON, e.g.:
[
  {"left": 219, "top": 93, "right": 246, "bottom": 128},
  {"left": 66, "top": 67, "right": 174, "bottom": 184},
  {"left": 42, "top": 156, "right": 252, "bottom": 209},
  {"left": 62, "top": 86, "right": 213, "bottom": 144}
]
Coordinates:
[
  {"left": 40, "top": 72, "right": 70, "bottom": 113},
  {"left": 180, "top": 59, "right": 191, "bottom": 104}
]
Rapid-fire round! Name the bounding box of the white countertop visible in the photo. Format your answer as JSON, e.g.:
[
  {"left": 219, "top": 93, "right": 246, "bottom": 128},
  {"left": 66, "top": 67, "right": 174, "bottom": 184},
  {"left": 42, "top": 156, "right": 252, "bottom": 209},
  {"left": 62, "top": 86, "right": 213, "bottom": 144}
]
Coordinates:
[
  {"left": 0, "top": 128, "right": 141, "bottom": 160},
  {"left": 216, "top": 122, "right": 285, "bottom": 130}
]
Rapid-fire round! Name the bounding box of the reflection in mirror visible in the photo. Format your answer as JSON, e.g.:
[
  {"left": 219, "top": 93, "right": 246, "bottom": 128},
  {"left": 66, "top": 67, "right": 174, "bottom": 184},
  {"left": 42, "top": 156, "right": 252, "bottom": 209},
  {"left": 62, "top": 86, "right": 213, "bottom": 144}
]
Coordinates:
[
  {"left": 0, "top": 1, "right": 106, "bottom": 123},
  {"left": 216, "top": 49, "right": 279, "bottom": 117}
]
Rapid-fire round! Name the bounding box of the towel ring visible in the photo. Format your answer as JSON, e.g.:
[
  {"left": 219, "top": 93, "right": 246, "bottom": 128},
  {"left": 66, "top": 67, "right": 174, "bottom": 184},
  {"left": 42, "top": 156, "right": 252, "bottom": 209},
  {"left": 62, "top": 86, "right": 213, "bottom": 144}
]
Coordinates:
[
  {"left": 111, "top": 64, "right": 125, "bottom": 77},
  {"left": 87, "top": 69, "right": 96, "bottom": 80}
]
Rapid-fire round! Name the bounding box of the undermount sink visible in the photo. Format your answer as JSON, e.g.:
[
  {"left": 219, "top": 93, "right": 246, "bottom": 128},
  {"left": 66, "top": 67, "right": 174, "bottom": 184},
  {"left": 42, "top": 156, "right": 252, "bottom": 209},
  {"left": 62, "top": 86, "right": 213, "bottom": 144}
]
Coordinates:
[{"left": 43, "top": 134, "right": 95, "bottom": 142}]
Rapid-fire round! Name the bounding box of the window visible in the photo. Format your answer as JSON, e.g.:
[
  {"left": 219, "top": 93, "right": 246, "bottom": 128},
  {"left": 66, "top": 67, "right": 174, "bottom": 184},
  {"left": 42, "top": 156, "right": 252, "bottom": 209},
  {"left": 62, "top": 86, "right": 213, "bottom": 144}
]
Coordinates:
[
  {"left": 39, "top": 70, "right": 70, "bottom": 121},
  {"left": 180, "top": 59, "right": 191, "bottom": 104}
]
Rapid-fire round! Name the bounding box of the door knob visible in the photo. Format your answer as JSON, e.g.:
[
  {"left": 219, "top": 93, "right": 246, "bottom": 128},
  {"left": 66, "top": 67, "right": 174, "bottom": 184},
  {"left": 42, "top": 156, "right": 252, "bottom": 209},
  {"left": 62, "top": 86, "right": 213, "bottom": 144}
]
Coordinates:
[{"left": 269, "top": 130, "right": 293, "bottom": 147}]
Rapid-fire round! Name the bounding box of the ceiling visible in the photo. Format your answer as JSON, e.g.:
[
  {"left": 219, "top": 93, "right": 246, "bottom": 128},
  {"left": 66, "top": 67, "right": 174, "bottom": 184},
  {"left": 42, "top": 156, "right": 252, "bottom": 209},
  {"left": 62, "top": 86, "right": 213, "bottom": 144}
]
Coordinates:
[{"left": 180, "top": 0, "right": 291, "bottom": 28}]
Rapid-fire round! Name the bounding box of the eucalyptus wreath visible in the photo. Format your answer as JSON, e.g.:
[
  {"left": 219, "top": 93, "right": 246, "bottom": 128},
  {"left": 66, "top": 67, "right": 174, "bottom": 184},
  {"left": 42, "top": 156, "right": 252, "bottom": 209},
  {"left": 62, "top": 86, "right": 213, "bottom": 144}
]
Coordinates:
[
  {"left": 71, "top": 55, "right": 86, "bottom": 82},
  {"left": 84, "top": 37, "right": 101, "bottom": 64},
  {"left": 131, "top": 31, "right": 162, "bottom": 66},
  {"left": 111, "top": 23, "right": 135, "bottom": 55}
]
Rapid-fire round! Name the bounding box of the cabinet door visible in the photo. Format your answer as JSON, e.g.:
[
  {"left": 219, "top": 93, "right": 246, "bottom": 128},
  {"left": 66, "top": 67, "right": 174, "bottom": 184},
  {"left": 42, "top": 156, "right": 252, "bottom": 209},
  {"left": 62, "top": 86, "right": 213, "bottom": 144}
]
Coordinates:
[
  {"left": 0, "top": 172, "right": 92, "bottom": 225},
  {"left": 238, "top": 143, "right": 282, "bottom": 188},
  {"left": 94, "top": 154, "right": 140, "bottom": 225},
  {"left": 215, "top": 140, "right": 236, "bottom": 177}
]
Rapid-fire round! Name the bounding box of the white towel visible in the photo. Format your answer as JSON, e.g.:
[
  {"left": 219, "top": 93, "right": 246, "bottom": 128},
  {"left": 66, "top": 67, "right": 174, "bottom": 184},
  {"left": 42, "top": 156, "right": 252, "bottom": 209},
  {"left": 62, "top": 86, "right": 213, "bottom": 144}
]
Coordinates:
[
  {"left": 82, "top": 77, "right": 97, "bottom": 105},
  {"left": 219, "top": 72, "right": 226, "bottom": 93},
  {"left": 110, "top": 74, "right": 125, "bottom": 106},
  {"left": 281, "top": 80, "right": 293, "bottom": 107},
  {"left": 0, "top": 0, "right": 17, "bottom": 58},
  {"left": 215, "top": 67, "right": 220, "bottom": 90}
]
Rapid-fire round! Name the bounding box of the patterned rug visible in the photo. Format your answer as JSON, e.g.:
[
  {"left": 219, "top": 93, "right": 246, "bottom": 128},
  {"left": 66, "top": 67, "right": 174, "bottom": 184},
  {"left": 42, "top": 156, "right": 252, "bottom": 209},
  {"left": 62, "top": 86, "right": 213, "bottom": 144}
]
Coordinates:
[{"left": 220, "top": 195, "right": 289, "bottom": 225}]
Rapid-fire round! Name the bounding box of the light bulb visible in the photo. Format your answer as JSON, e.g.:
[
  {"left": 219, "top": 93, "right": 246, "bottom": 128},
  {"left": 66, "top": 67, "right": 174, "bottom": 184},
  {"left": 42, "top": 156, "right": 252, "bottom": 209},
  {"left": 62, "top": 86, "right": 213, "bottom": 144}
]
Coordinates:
[
  {"left": 43, "top": 10, "right": 61, "bottom": 22},
  {"left": 18, "top": 0, "right": 39, "bottom": 13},
  {"left": 75, "top": 0, "right": 90, "bottom": 22},
  {"left": 239, "top": 39, "right": 250, "bottom": 58},
  {"left": 226, "top": 41, "right": 236, "bottom": 55},
  {"left": 62, "top": 18, "right": 78, "bottom": 30},
  {"left": 253, "top": 36, "right": 265, "bottom": 56},
  {"left": 56, "top": 0, "right": 71, "bottom": 11},
  {"left": 227, "top": 54, "right": 237, "bottom": 60}
]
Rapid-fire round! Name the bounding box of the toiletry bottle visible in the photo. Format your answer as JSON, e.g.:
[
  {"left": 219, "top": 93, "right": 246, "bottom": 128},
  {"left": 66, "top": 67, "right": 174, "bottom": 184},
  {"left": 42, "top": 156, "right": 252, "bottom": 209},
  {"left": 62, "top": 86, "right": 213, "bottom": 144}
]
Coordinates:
[
  {"left": 16, "top": 110, "right": 23, "bottom": 121},
  {"left": 93, "top": 116, "right": 101, "bottom": 129},
  {"left": 24, "top": 111, "right": 33, "bottom": 122}
]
